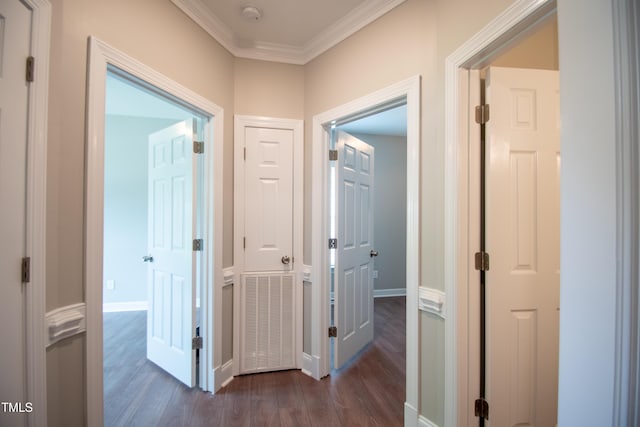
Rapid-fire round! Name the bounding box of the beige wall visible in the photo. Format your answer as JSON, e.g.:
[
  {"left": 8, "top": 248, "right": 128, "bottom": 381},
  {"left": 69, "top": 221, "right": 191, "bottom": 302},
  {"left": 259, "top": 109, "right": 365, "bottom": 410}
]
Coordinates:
[
  {"left": 234, "top": 58, "right": 305, "bottom": 119},
  {"left": 46, "top": 0, "right": 234, "bottom": 425},
  {"left": 493, "top": 15, "right": 559, "bottom": 70}
]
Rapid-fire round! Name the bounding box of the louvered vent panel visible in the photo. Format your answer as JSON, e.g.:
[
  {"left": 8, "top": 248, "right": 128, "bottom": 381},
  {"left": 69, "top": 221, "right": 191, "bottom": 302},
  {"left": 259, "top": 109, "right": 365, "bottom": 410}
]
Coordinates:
[{"left": 240, "top": 273, "right": 296, "bottom": 374}]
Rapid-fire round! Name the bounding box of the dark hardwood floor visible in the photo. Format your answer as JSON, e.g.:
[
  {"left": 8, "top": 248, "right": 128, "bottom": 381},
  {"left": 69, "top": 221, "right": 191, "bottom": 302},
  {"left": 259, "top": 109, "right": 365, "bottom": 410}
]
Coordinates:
[{"left": 104, "top": 297, "right": 406, "bottom": 426}]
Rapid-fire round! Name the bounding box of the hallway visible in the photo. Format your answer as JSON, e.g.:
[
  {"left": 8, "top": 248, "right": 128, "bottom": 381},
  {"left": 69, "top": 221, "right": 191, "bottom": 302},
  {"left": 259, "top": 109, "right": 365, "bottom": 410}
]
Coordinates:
[{"left": 104, "top": 297, "right": 406, "bottom": 426}]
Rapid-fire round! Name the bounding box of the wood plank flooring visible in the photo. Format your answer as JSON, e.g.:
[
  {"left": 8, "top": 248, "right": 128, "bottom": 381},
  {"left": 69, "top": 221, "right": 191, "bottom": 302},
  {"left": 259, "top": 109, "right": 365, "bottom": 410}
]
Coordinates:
[{"left": 104, "top": 297, "right": 405, "bottom": 426}]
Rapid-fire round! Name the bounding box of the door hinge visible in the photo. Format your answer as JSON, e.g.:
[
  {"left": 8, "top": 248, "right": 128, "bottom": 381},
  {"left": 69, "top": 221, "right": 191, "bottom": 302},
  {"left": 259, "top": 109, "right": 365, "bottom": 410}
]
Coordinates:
[
  {"left": 328, "top": 238, "right": 337, "bottom": 249},
  {"left": 192, "top": 336, "right": 203, "bottom": 350},
  {"left": 193, "top": 239, "right": 203, "bottom": 251},
  {"left": 193, "top": 140, "right": 204, "bottom": 154},
  {"left": 475, "top": 251, "right": 490, "bottom": 271},
  {"left": 329, "top": 149, "right": 338, "bottom": 161},
  {"left": 475, "top": 398, "right": 489, "bottom": 420},
  {"left": 475, "top": 104, "right": 490, "bottom": 124},
  {"left": 21, "top": 257, "right": 31, "bottom": 283},
  {"left": 328, "top": 326, "right": 337, "bottom": 338},
  {"left": 26, "top": 56, "right": 35, "bottom": 83}
]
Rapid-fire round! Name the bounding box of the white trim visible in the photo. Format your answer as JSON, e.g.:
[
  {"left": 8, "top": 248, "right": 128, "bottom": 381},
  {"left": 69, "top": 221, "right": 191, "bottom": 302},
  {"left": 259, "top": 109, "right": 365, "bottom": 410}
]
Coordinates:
[
  {"left": 45, "top": 303, "right": 86, "bottom": 347},
  {"left": 443, "top": 1, "right": 555, "bottom": 426},
  {"left": 404, "top": 401, "right": 419, "bottom": 427},
  {"left": 418, "top": 287, "right": 445, "bottom": 318},
  {"left": 301, "top": 352, "right": 320, "bottom": 378},
  {"left": 418, "top": 415, "right": 440, "bottom": 427},
  {"left": 215, "top": 359, "right": 234, "bottom": 389},
  {"left": 23, "top": 1, "right": 50, "bottom": 426},
  {"left": 102, "top": 301, "right": 148, "bottom": 313},
  {"left": 170, "top": 0, "right": 406, "bottom": 65},
  {"left": 374, "top": 288, "right": 407, "bottom": 298},
  {"left": 85, "top": 37, "right": 225, "bottom": 427},
  {"left": 302, "top": 264, "right": 312, "bottom": 282},
  {"left": 232, "top": 115, "right": 304, "bottom": 375},
  {"left": 223, "top": 266, "right": 234, "bottom": 287},
  {"left": 612, "top": 0, "right": 640, "bottom": 423},
  {"left": 311, "top": 76, "right": 421, "bottom": 416}
]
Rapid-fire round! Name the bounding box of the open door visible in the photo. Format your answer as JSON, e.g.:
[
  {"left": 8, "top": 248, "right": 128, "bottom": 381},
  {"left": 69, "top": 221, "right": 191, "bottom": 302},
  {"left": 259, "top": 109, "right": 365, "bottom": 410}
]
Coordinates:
[
  {"left": 484, "top": 67, "right": 560, "bottom": 426},
  {"left": 334, "top": 131, "right": 376, "bottom": 369},
  {"left": 0, "top": 2, "right": 31, "bottom": 425},
  {"left": 146, "top": 119, "right": 198, "bottom": 387}
]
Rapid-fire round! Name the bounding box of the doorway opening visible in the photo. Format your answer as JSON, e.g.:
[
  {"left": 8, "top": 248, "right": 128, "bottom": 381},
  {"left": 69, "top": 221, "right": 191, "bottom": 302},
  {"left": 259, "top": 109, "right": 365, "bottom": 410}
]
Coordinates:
[
  {"left": 442, "top": 1, "right": 559, "bottom": 425},
  {"left": 310, "top": 75, "right": 421, "bottom": 420},
  {"left": 328, "top": 102, "right": 408, "bottom": 372},
  {"left": 85, "top": 37, "right": 225, "bottom": 426},
  {"left": 102, "top": 68, "right": 211, "bottom": 423}
]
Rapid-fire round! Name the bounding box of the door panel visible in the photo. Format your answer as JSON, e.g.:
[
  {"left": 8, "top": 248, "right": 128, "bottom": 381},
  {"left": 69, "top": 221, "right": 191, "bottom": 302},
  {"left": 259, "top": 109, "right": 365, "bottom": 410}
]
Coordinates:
[
  {"left": 146, "top": 119, "right": 197, "bottom": 387},
  {"left": 334, "top": 131, "right": 375, "bottom": 368},
  {"left": 485, "top": 67, "right": 560, "bottom": 427},
  {"left": 244, "top": 127, "right": 294, "bottom": 272},
  {"left": 0, "top": 2, "right": 31, "bottom": 425}
]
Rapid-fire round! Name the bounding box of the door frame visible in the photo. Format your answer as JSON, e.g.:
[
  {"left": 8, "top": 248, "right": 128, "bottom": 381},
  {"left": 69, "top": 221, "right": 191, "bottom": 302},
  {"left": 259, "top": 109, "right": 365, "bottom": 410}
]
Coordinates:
[
  {"left": 232, "top": 115, "right": 304, "bottom": 376},
  {"left": 85, "top": 37, "right": 224, "bottom": 426},
  {"left": 21, "top": 1, "right": 51, "bottom": 426},
  {"left": 310, "top": 75, "right": 421, "bottom": 422},
  {"left": 443, "top": 1, "right": 558, "bottom": 425}
]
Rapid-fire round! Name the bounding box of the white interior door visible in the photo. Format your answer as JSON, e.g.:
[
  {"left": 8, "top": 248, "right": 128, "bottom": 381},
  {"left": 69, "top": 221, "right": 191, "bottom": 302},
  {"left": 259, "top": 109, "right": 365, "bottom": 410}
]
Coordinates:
[
  {"left": 146, "top": 119, "right": 198, "bottom": 387},
  {"left": 485, "top": 66, "right": 560, "bottom": 426},
  {"left": 244, "top": 127, "right": 294, "bottom": 272},
  {"left": 0, "top": 2, "right": 31, "bottom": 426},
  {"left": 334, "top": 131, "right": 375, "bottom": 369}
]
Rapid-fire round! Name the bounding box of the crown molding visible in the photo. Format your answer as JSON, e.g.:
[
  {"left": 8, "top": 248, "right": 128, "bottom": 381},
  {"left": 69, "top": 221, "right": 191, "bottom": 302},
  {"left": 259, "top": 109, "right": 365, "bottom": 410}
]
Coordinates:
[
  {"left": 171, "top": 0, "right": 406, "bottom": 65},
  {"left": 301, "top": 0, "right": 406, "bottom": 63}
]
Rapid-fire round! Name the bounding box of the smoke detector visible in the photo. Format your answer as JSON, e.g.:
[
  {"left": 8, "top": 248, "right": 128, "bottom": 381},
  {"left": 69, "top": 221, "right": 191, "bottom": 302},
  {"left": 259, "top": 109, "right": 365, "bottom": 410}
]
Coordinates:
[{"left": 241, "top": 5, "right": 262, "bottom": 21}]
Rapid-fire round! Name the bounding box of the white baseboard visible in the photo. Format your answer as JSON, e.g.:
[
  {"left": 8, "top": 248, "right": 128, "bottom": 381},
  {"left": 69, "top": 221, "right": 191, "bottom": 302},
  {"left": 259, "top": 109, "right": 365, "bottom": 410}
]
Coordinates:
[
  {"left": 374, "top": 288, "right": 407, "bottom": 298},
  {"left": 301, "top": 352, "right": 322, "bottom": 380},
  {"left": 418, "top": 415, "right": 439, "bottom": 427},
  {"left": 102, "top": 301, "right": 148, "bottom": 312},
  {"left": 216, "top": 359, "right": 234, "bottom": 389},
  {"left": 405, "top": 402, "right": 419, "bottom": 427}
]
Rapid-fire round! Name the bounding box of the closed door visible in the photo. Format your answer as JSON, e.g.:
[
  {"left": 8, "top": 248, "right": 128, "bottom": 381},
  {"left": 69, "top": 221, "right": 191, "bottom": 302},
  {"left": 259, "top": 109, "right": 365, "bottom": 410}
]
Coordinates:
[
  {"left": 146, "top": 119, "right": 198, "bottom": 387},
  {"left": 0, "top": 2, "right": 31, "bottom": 425},
  {"left": 485, "top": 66, "right": 560, "bottom": 426},
  {"left": 244, "top": 127, "right": 294, "bottom": 272},
  {"left": 334, "top": 131, "right": 375, "bottom": 368}
]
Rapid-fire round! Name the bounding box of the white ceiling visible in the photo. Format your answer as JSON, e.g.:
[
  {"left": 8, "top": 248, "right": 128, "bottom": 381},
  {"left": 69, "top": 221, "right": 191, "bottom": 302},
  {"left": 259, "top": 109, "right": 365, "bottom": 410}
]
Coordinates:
[{"left": 171, "top": 0, "right": 406, "bottom": 64}]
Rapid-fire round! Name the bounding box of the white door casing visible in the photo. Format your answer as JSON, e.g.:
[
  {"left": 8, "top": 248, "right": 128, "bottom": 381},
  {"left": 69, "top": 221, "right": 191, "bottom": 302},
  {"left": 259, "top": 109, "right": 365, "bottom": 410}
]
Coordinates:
[
  {"left": 86, "top": 38, "right": 224, "bottom": 426},
  {"left": 0, "top": 2, "right": 31, "bottom": 425},
  {"left": 244, "top": 127, "right": 294, "bottom": 272},
  {"left": 334, "top": 131, "right": 375, "bottom": 368},
  {"left": 485, "top": 66, "right": 560, "bottom": 427},
  {"left": 146, "top": 119, "right": 198, "bottom": 387}
]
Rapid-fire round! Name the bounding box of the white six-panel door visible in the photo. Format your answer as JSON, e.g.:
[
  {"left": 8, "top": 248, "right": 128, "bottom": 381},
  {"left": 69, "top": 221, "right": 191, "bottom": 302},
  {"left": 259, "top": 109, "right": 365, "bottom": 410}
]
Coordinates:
[
  {"left": 334, "top": 131, "right": 375, "bottom": 369},
  {"left": 146, "top": 119, "right": 198, "bottom": 387},
  {"left": 0, "top": 2, "right": 31, "bottom": 426},
  {"left": 244, "top": 127, "right": 294, "bottom": 272},
  {"left": 485, "top": 67, "right": 560, "bottom": 427}
]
